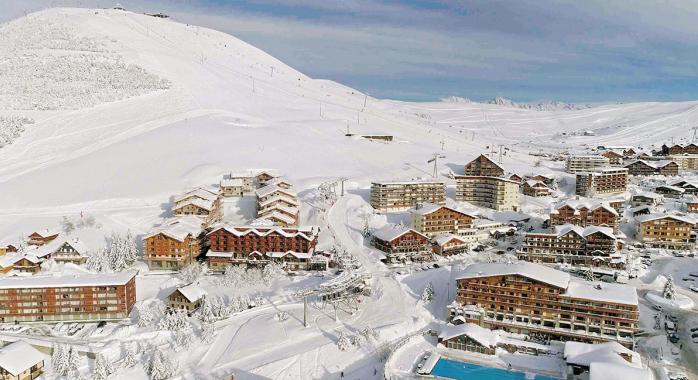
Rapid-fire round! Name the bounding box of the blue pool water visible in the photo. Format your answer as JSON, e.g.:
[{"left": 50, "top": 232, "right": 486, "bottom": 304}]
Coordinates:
[{"left": 430, "top": 359, "right": 559, "bottom": 380}]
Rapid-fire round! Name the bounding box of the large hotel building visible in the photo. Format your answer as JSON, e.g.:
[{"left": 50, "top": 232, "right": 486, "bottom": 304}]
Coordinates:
[
  {"left": 575, "top": 168, "right": 628, "bottom": 197},
  {"left": 0, "top": 272, "right": 137, "bottom": 323},
  {"left": 450, "top": 262, "right": 639, "bottom": 348},
  {"left": 455, "top": 176, "right": 520, "bottom": 211},
  {"left": 370, "top": 180, "right": 446, "bottom": 213}
]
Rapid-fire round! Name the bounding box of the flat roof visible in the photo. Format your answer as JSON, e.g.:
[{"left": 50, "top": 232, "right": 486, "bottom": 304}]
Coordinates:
[{"left": 0, "top": 271, "right": 136, "bottom": 289}]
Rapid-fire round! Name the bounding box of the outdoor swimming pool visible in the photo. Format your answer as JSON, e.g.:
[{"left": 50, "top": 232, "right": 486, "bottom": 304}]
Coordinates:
[{"left": 430, "top": 358, "right": 559, "bottom": 380}]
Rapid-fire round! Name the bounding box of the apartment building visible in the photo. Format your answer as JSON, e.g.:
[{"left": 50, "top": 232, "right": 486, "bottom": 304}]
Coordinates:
[
  {"left": 624, "top": 160, "right": 679, "bottom": 176},
  {"left": 0, "top": 272, "right": 137, "bottom": 323},
  {"left": 657, "top": 143, "right": 698, "bottom": 156},
  {"left": 601, "top": 150, "right": 624, "bottom": 165},
  {"left": 550, "top": 200, "right": 619, "bottom": 233},
  {"left": 575, "top": 168, "right": 628, "bottom": 197},
  {"left": 206, "top": 225, "right": 318, "bottom": 271},
  {"left": 464, "top": 154, "right": 505, "bottom": 177},
  {"left": 450, "top": 262, "right": 639, "bottom": 347},
  {"left": 668, "top": 154, "right": 698, "bottom": 171},
  {"left": 566, "top": 156, "right": 610, "bottom": 174},
  {"left": 518, "top": 225, "right": 624, "bottom": 269},
  {"left": 409, "top": 203, "right": 475, "bottom": 237},
  {"left": 372, "top": 224, "right": 431, "bottom": 263},
  {"left": 432, "top": 234, "right": 469, "bottom": 256},
  {"left": 636, "top": 214, "right": 695, "bottom": 249},
  {"left": 455, "top": 176, "right": 519, "bottom": 211},
  {"left": 172, "top": 187, "right": 222, "bottom": 225},
  {"left": 370, "top": 180, "right": 446, "bottom": 213},
  {"left": 255, "top": 185, "right": 300, "bottom": 227},
  {"left": 522, "top": 180, "right": 551, "bottom": 197},
  {"left": 143, "top": 216, "right": 203, "bottom": 270},
  {"left": 631, "top": 193, "right": 663, "bottom": 207}
]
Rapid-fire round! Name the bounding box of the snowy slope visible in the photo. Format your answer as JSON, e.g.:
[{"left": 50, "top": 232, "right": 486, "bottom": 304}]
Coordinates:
[{"left": 0, "top": 7, "right": 696, "bottom": 223}]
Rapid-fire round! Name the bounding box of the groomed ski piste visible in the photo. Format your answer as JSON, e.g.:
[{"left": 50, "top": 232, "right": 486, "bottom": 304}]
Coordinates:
[{"left": 2, "top": 7, "right": 698, "bottom": 380}]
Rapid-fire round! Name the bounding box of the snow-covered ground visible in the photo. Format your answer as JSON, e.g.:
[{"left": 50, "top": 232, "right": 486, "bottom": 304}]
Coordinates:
[{"left": 2, "top": 6, "right": 698, "bottom": 380}]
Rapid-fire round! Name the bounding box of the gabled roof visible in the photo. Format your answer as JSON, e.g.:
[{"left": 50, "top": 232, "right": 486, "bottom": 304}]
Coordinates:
[
  {"left": 552, "top": 199, "right": 618, "bottom": 216},
  {"left": 455, "top": 262, "right": 570, "bottom": 289},
  {"left": 466, "top": 154, "right": 504, "bottom": 170},
  {"left": 524, "top": 179, "right": 549, "bottom": 189},
  {"left": 655, "top": 185, "right": 685, "bottom": 193},
  {"left": 174, "top": 187, "right": 218, "bottom": 203},
  {"left": 258, "top": 194, "right": 300, "bottom": 208},
  {"left": 266, "top": 251, "right": 312, "bottom": 259},
  {"left": 174, "top": 197, "right": 215, "bottom": 211},
  {"left": 264, "top": 177, "right": 293, "bottom": 188},
  {"left": 206, "top": 225, "right": 316, "bottom": 240},
  {"left": 174, "top": 284, "right": 207, "bottom": 303},
  {"left": 0, "top": 341, "right": 45, "bottom": 376},
  {"left": 566, "top": 280, "right": 638, "bottom": 305},
  {"left": 255, "top": 211, "right": 297, "bottom": 225},
  {"left": 433, "top": 233, "right": 467, "bottom": 246},
  {"left": 564, "top": 341, "right": 637, "bottom": 367},
  {"left": 624, "top": 159, "right": 677, "bottom": 169},
  {"left": 637, "top": 213, "right": 695, "bottom": 224},
  {"left": 143, "top": 216, "right": 203, "bottom": 242},
  {"left": 409, "top": 203, "right": 475, "bottom": 218},
  {"left": 220, "top": 178, "right": 244, "bottom": 187},
  {"left": 439, "top": 323, "right": 498, "bottom": 347},
  {"left": 372, "top": 224, "right": 427, "bottom": 242},
  {"left": 631, "top": 192, "right": 662, "bottom": 199},
  {"left": 255, "top": 185, "right": 297, "bottom": 199}
]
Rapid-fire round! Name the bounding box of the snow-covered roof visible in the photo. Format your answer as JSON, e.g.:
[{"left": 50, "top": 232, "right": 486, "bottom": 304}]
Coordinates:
[
  {"left": 524, "top": 179, "right": 549, "bottom": 188},
  {"left": 265, "top": 251, "right": 312, "bottom": 259},
  {"left": 143, "top": 216, "right": 203, "bottom": 242},
  {"left": 371, "top": 179, "right": 444, "bottom": 186},
  {"left": 564, "top": 341, "right": 637, "bottom": 367},
  {"left": 636, "top": 213, "right": 695, "bottom": 224},
  {"left": 467, "top": 154, "right": 505, "bottom": 170},
  {"left": 632, "top": 192, "right": 662, "bottom": 199},
  {"left": 258, "top": 194, "right": 300, "bottom": 208},
  {"left": 255, "top": 211, "right": 297, "bottom": 225},
  {"left": 205, "top": 250, "right": 233, "bottom": 258},
  {"left": 372, "top": 224, "right": 426, "bottom": 242},
  {"left": 624, "top": 159, "right": 676, "bottom": 169},
  {"left": 433, "top": 233, "right": 467, "bottom": 246},
  {"left": 409, "top": 203, "right": 475, "bottom": 218},
  {"left": 174, "top": 187, "right": 219, "bottom": 203},
  {"left": 206, "top": 225, "right": 316, "bottom": 240},
  {"left": 175, "top": 284, "right": 207, "bottom": 303},
  {"left": 0, "top": 341, "right": 45, "bottom": 376},
  {"left": 455, "top": 262, "right": 570, "bottom": 289},
  {"left": 258, "top": 204, "right": 299, "bottom": 218},
  {"left": 174, "top": 197, "right": 216, "bottom": 211},
  {"left": 566, "top": 280, "right": 638, "bottom": 306},
  {"left": 552, "top": 199, "right": 618, "bottom": 216},
  {"left": 264, "top": 176, "right": 293, "bottom": 187},
  {"left": 255, "top": 185, "right": 297, "bottom": 199},
  {"left": 439, "top": 323, "right": 498, "bottom": 347},
  {"left": 551, "top": 225, "right": 616, "bottom": 240},
  {"left": 220, "top": 178, "right": 244, "bottom": 187},
  {"left": 29, "top": 228, "right": 60, "bottom": 238},
  {"left": 0, "top": 271, "right": 136, "bottom": 289},
  {"left": 589, "top": 363, "right": 651, "bottom": 380}
]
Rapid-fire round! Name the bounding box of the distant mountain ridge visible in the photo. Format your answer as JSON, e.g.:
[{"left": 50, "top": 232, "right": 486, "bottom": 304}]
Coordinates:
[{"left": 441, "top": 95, "right": 593, "bottom": 111}]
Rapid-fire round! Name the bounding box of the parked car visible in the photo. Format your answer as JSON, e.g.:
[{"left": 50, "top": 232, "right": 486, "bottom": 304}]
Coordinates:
[
  {"left": 691, "top": 285, "right": 698, "bottom": 293},
  {"left": 690, "top": 327, "right": 698, "bottom": 332},
  {"left": 669, "top": 333, "right": 680, "bottom": 343},
  {"left": 653, "top": 305, "right": 663, "bottom": 311},
  {"left": 667, "top": 315, "right": 679, "bottom": 323},
  {"left": 665, "top": 321, "right": 676, "bottom": 332}
]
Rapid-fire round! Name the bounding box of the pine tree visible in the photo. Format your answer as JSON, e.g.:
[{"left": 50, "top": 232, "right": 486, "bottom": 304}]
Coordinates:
[
  {"left": 201, "top": 322, "right": 216, "bottom": 343},
  {"left": 136, "top": 301, "right": 164, "bottom": 327},
  {"left": 124, "top": 230, "right": 139, "bottom": 264},
  {"left": 147, "top": 350, "right": 175, "bottom": 380},
  {"left": 664, "top": 275, "right": 677, "bottom": 300},
  {"left": 174, "top": 327, "right": 194, "bottom": 350},
  {"left": 195, "top": 298, "right": 216, "bottom": 323},
  {"left": 158, "top": 309, "right": 189, "bottom": 332},
  {"left": 421, "top": 282, "right": 435, "bottom": 303},
  {"left": 93, "top": 353, "right": 114, "bottom": 380},
  {"left": 67, "top": 345, "right": 81, "bottom": 377},
  {"left": 108, "top": 233, "right": 128, "bottom": 271},
  {"left": 122, "top": 343, "right": 137, "bottom": 368},
  {"left": 262, "top": 262, "right": 285, "bottom": 285},
  {"left": 337, "top": 332, "right": 351, "bottom": 351},
  {"left": 52, "top": 344, "right": 69, "bottom": 376},
  {"left": 178, "top": 262, "right": 206, "bottom": 284},
  {"left": 584, "top": 267, "right": 595, "bottom": 282}
]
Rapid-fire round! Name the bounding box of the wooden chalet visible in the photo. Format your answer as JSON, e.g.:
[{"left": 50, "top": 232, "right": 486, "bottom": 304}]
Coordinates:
[
  {"left": 432, "top": 234, "right": 468, "bottom": 256},
  {"left": 0, "top": 341, "right": 45, "bottom": 380},
  {"left": 372, "top": 224, "right": 431, "bottom": 264},
  {"left": 521, "top": 180, "right": 551, "bottom": 197},
  {"left": 168, "top": 284, "right": 207, "bottom": 313},
  {"left": 464, "top": 154, "right": 505, "bottom": 177}
]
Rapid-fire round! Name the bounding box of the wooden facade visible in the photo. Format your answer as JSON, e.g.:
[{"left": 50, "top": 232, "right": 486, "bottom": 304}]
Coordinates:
[
  {"left": 522, "top": 180, "right": 551, "bottom": 197},
  {"left": 464, "top": 154, "right": 505, "bottom": 177},
  {"left": 575, "top": 168, "right": 628, "bottom": 197},
  {"left": 452, "top": 263, "right": 639, "bottom": 347},
  {"left": 637, "top": 215, "right": 694, "bottom": 249},
  {"left": 550, "top": 202, "right": 619, "bottom": 233},
  {"left": 410, "top": 204, "right": 475, "bottom": 237},
  {"left": 372, "top": 226, "right": 431, "bottom": 264},
  {"left": 624, "top": 160, "right": 679, "bottom": 176}
]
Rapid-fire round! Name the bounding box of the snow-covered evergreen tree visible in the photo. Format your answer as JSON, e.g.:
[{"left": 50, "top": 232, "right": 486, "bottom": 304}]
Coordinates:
[
  {"left": 123, "top": 230, "right": 139, "bottom": 264},
  {"left": 337, "top": 332, "right": 351, "bottom": 351},
  {"left": 61, "top": 216, "right": 75, "bottom": 234},
  {"left": 93, "top": 353, "right": 115, "bottom": 380},
  {"left": 421, "top": 282, "right": 435, "bottom": 303},
  {"left": 108, "top": 232, "right": 128, "bottom": 271},
  {"left": 195, "top": 298, "right": 216, "bottom": 323},
  {"left": 664, "top": 275, "right": 677, "bottom": 300},
  {"left": 209, "top": 296, "right": 231, "bottom": 319},
  {"left": 52, "top": 344, "right": 69, "bottom": 376},
  {"left": 178, "top": 262, "right": 207, "bottom": 284},
  {"left": 201, "top": 322, "right": 216, "bottom": 344},
  {"left": 158, "top": 310, "right": 189, "bottom": 332},
  {"left": 359, "top": 326, "right": 379, "bottom": 342},
  {"left": 262, "top": 261, "right": 285, "bottom": 285},
  {"left": 67, "top": 345, "right": 81, "bottom": 378},
  {"left": 220, "top": 265, "right": 245, "bottom": 287},
  {"left": 147, "top": 350, "right": 176, "bottom": 380},
  {"left": 86, "top": 250, "right": 110, "bottom": 273},
  {"left": 350, "top": 334, "right": 364, "bottom": 347},
  {"left": 174, "top": 327, "right": 194, "bottom": 350},
  {"left": 122, "top": 343, "right": 138, "bottom": 368},
  {"left": 136, "top": 300, "right": 164, "bottom": 327}
]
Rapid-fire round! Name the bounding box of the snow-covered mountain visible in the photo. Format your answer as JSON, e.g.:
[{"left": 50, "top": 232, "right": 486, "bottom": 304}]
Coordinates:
[{"left": 0, "top": 7, "right": 696, "bottom": 219}]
